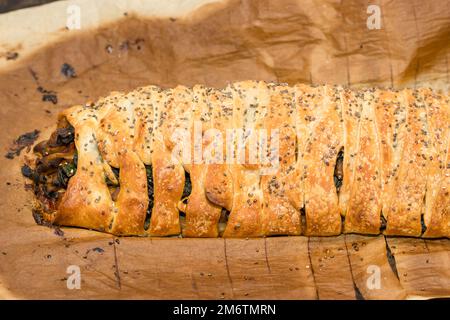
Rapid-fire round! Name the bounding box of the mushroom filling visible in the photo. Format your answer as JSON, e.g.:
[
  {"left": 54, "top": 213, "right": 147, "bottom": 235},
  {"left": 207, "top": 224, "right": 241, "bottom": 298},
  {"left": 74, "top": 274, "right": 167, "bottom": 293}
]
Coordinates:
[
  {"left": 22, "top": 120, "right": 77, "bottom": 213},
  {"left": 22, "top": 118, "right": 130, "bottom": 217},
  {"left": 380, "top": 215, "right": 387, "bottom": 231},
  {"left": 177, "top": 170, "right": 192, "bottom": 216},
  {"left": 334, "top": 148, "right": 344, "bottom": 194},
  {"left": 182, "top": 170, "right": 192, "bottom": 202}
]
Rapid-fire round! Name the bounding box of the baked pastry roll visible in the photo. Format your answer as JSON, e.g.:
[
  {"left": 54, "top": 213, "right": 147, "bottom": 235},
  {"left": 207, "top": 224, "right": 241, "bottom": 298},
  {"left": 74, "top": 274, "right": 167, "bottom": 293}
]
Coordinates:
[{"left": 25, "top": 82, "right": 450, "bottom": 238}]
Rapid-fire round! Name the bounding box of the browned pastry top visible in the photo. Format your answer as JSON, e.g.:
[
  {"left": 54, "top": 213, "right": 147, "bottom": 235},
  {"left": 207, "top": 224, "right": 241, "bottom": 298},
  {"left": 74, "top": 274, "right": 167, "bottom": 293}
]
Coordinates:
[{"left": 28, "top": 81, "right": 449, "bottom": 238}]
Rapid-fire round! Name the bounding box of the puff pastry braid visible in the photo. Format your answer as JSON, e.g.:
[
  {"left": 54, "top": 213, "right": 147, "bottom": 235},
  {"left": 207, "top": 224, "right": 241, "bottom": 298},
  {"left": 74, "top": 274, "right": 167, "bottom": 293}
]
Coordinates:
[{"left": 26, "top": 82, "right": 450, "bottom": 238}]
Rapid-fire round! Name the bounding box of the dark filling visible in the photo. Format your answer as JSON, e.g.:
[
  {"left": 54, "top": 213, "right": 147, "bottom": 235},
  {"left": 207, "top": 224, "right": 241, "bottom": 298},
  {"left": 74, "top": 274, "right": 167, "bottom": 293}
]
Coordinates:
[
  {"left": 182, "top": 170, "right": 192, "bottom": 200},
  {"left": 380, "top": 215, "right": 387, "bottom": 232},
  {"left": 179, "top": 170, "right": 192, "bottom": 218},
  {"left": 220, "top": 208, "right": 230, "bottom": 221},
  {"left": 54, "top": 127, "right": 75, "bottom": 146},
  {"left": 143, "top": 165, "right": 154, "bottom": 230},
  {"left": 22, "top": 120, "right": 76, "bottom": 214},
  {"left": 421, "top": 214, "right": 427, "bottom": 234},
  {"left": 334, "top": 148, "right": 344, "bottom": 193},
  {"left": 218, "top": 208, "right": 230, "bottom": 236},
  {"left": 300, "top": 207, "right": 306, "bottom": 234},
  {"left": 55, "top": 155, "right": 77, "bottom": 188},
  {"left": 421, "top": 192, "right": 427, "bottom": 235}
]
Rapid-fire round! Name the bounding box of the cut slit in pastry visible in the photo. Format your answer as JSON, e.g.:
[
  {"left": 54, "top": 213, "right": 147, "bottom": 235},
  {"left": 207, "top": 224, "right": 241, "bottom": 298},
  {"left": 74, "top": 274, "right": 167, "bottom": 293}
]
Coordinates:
[{"left": 24, "top": 82, "right": 450, "bottom": 238}]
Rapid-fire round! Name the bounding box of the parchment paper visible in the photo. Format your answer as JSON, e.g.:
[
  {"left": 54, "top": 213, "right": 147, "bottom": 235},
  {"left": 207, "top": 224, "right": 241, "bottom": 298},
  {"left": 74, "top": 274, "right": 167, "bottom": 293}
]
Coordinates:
[{"left": 0, "top": 0, "right": 449, "bottom": 299}]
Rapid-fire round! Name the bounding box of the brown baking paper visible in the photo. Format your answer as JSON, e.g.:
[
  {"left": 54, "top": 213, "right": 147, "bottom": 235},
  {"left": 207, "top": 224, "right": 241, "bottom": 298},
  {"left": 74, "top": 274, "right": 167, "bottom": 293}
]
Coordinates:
[{"left": 0, "top": 0, "right": 449, "bottom": 299}]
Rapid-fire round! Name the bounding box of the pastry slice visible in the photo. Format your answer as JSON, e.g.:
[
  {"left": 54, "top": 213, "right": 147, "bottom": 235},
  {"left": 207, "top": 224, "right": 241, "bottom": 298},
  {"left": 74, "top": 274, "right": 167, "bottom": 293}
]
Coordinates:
[
  {"left": 422, "top": 89, "right": 450, "bottom": 238},
  {"left": 342, "top": 89, "right": 382, "bottom": 234},
  {"left": 262, "top": 83, "right": 301, "bottom": 235},
  {"left": 284, "top": 84, "right": 319, "bottom": 219},
  {"left": 204, "top": 87, "right": 234, "bottom": 211},
  {"left": 181, "top": 85, "right": 222, "bottom": 237},
  {"left": 56, "top": 104, "right": 115, "bottom": 232},
  {"left": 302, "top": 85, "right": 343, "bottom": 236},
  {"left": 222, "top": 81, "right": 267, "bottom": 237},
  {"left": 384, "top": 89, "right": 429, "bottom": 236},
  {"left": 104, "top": 92, "right": 148, "bottom": 235},
  {"left": 373, "top": 88, "right": 406, "bottom": 228},
  {"left": 148, "top": 88, "right": 185, "bottom": 236}
]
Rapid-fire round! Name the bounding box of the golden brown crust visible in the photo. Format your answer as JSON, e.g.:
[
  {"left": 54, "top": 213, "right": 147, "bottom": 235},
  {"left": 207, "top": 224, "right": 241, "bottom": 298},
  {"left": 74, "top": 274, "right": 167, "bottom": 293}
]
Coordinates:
[
  {"left": 343, "top": 89, "right": 382, "bottom": 234},
  {"left": 373, "top": 89, "right": 406, "bottom": 224},
  {"left": 148, "top": 141, "right": 184, "bottom": 236},
  {"left": 222, "top": 81, "right": 267, "bottom": 237},
  {"left": 283, "top": 83, "right": 323, "bottom": 216},
  {"left": 148, "top": 88, "right": 184, "bottom": 236},
  {"left": 30, "top": 82, "right": 449, "bottom": 238},
  {"left": 56, "top": 109, "right": 114, "bottom": 231},
  {"left": 300, "top": 85, "right": 343, "bottom": 236},
  {"left": 204, "top": 87, "right": 235, "bottom": 211},
  {"left": 339, "top": 88, "right": 361, "bottom": 218},
  {"left": 384, "top": 89, "right": 429, "bottom": 236},
  {"left": 182, "top": 85, "right": 222, "bottom": 237},
  {"left": 262, "top": 84, "right": 301, "bottom": 235},
  {"left": 422, "top": 90, "right": 450, "bottom": 238},
  {"left": 134, "top": 86, "right": 158, "bottom": 166},
  {"left": 110, "top": 151, "right": 148, "bottom": 235}
]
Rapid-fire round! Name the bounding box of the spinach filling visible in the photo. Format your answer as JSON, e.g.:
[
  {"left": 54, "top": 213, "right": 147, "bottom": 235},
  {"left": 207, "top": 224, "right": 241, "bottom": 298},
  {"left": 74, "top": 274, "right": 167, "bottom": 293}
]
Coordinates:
[
  {"left": 144, "top": 165, "right": 154, "bottom": 230},
  {"left": 182, "top": 170, "right": 192, "bottom": 202},
  {"left": 56, "top": 153, "right": 77, "bottom": 188},
  {"left": 334, "top": 148, "right": 344, "bottom": 193}
]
